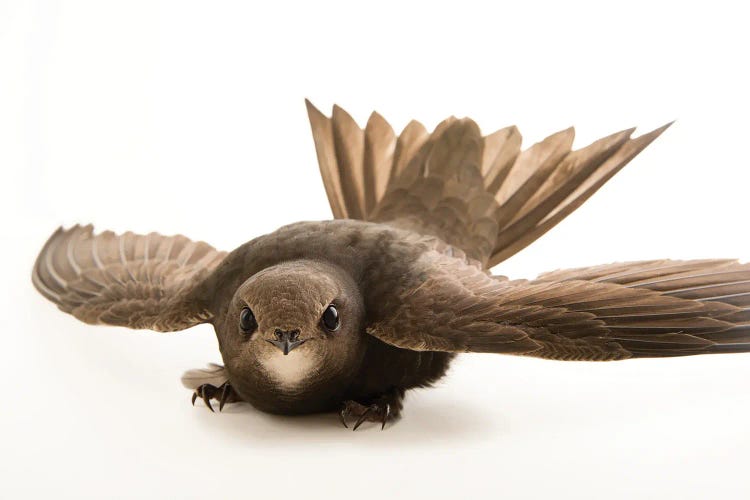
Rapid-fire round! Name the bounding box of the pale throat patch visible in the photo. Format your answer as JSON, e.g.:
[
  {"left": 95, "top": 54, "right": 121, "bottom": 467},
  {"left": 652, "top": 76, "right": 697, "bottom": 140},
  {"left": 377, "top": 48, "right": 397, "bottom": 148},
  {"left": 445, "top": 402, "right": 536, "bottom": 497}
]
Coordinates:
[{"left": 260, "top": 351, "right": 319, "bottom": 390}]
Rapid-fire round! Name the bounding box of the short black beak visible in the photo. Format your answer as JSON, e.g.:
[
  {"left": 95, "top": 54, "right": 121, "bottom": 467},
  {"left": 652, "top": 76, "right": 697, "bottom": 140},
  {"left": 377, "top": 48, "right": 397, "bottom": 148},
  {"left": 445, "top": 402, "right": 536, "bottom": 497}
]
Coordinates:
[{"left": 266, "top": 329, "right": 307, "bottom": 355}]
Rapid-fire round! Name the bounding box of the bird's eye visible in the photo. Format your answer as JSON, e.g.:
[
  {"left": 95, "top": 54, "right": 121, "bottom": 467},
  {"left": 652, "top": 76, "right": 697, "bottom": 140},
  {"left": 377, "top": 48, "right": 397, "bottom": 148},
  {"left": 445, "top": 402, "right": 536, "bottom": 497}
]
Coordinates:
[
  {"left": 321, "top": 304, "right": 340, "bottom": 331},
  {"left": 239, "top": 307, "right": 257, "bottom": 333}
]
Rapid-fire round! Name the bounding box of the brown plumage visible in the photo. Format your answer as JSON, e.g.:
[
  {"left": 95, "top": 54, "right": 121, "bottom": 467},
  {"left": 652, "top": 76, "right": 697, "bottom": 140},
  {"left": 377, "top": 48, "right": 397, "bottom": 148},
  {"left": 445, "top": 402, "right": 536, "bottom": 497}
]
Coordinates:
[{"left": 31, "top": 101, "right": 749, "bottom": 429}]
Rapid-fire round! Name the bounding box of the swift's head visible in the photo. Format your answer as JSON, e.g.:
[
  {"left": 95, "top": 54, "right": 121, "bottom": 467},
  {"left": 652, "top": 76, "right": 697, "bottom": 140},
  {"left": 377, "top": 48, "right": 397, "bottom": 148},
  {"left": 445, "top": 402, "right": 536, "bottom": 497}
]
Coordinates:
[{"left": 215, "top": 259, "right": 365, "bottom": 412}]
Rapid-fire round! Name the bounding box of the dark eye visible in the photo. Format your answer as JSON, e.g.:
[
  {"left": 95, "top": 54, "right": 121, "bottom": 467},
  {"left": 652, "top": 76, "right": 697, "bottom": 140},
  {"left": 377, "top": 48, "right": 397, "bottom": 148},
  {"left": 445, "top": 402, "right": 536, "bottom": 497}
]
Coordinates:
[
  {"left": 321, "top": 304, "right": 340, "bottom": 331},
  {"left": 239, "top": 307, "right": 257, "bottom": 333}
]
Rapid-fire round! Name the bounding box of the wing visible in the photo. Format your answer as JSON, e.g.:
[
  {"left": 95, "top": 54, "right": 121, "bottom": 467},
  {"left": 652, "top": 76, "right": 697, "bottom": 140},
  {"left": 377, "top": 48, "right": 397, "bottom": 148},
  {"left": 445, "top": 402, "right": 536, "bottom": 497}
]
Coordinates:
[
  {"left": 366, "top": 255, "right": 750, "bottom": 360},
  {"left": 32, "top": 225, "right": 227, "bottom": 332},
  {"left": 306, "top": 100, "right": 669, "bottom": 267}
]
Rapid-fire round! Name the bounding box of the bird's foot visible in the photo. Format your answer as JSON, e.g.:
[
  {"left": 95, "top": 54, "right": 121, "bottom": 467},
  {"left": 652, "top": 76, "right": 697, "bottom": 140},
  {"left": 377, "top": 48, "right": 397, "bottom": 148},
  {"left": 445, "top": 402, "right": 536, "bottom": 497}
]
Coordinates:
[
  {"left": 339, "top": 400, "right": 391, "bottom": 430},
  {"left": 339, "top": 390, "right": 403, "bottom": 430},
  {"left": 191, "top": 382, "right": 238, "bottom": 412}
]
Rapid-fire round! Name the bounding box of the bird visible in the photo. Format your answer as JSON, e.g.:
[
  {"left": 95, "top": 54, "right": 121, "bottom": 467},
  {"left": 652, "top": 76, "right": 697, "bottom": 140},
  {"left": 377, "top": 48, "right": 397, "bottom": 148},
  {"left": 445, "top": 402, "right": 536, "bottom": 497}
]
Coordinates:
[{"left": 32, "top": 100, "right": 750, "bottom": 431}]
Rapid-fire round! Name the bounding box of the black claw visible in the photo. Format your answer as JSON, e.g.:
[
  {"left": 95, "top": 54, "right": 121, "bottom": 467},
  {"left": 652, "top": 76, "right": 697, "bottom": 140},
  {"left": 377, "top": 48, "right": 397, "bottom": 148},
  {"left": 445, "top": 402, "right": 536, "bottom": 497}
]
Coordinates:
[
  {"left": 381, "top": 403, "right": 390, "bottom": 430},
  {"left": 201, "top": 386, "right": 215, "bottom": 412},
  {"left": 219, "top": 384, "right": 231, "bottom": 412},
  {"left": 353, "top": 406, "right": 373, "bottom": 431},
  {"left": 191, "top": 392, "right": 197, "bottom": 406},
  {"left": 339, "top": 407, "right": 349, "bottom": 428}
]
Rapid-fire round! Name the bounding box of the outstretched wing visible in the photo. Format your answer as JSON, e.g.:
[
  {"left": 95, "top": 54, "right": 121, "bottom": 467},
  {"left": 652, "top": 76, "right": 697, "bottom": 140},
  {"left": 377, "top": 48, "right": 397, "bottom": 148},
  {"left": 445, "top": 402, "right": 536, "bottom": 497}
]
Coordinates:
[
  {"left": 32, "top": 225, "right": 227, "bottom": 332},
  {"left": 306, "top": 100, "right": 669, "bottom": 267},
  {"left": 366, "top": 255, "right": 750, "bottom": 360}
]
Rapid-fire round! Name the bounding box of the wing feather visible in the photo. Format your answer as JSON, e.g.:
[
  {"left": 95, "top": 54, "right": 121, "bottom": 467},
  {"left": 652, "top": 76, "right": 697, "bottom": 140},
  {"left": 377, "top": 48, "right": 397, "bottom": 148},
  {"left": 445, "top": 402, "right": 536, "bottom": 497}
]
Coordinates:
[
  {"left": 482, "top": 126, "right": 522, "bottom": 193},
  {"left": 307, "top": 102, "right": 670, "bottom": 268},
  {"left": 363, "top": 111, "right": 397, "bottom": 215},
  {"left": 487, "top": 123, "right": 672, "bottom": 265},
  {"left": 305, "top": 99, "right": 349, "bottom": 218},
  {"left": 32, "top": 225, "right": 227, "bottom": 331},
  {"left": 331, "top": 104, "right": 366, "bottom": 219},
  {"left": 367, "top": 254, "right": 750, "bottom": 360},
  {"left": 391, "top": 120, "right": 429, "bottom": 181}
]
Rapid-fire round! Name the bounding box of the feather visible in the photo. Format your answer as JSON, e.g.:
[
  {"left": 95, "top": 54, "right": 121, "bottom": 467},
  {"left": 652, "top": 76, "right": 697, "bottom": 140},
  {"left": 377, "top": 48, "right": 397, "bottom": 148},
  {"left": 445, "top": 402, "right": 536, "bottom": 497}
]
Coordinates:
[
  {"left": 307, "top": 102, "right": 669, "bottom": 268},
  {"left": 331, "top": 105, "right": 366, "bottom": 219},
  {"left": 32, "top": 226, "right": 227, "bottom": 331},
  {"left": 368, "top": 250, "right": 750, "bottom": 361},
  {"left": 391, "top": 120, "right": 429, "bottom": 182},
  {"left": 181, "top": 363, "right": 228, "bottom": 390},
  {"left": 305, "top": 99, "right": 348, "bottom": 218},
  {"left": 363, "top": 111, "right": 396, "bottom": 217},
  {"left": 482, "top": 126, "right": 522, "bottom": 193}
]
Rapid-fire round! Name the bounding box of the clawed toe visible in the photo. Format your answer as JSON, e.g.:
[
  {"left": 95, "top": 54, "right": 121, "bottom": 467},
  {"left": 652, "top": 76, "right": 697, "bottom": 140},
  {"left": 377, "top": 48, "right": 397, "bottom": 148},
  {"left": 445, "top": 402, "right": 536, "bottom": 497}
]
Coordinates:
[
  {"left": 219, "top": 383, "right": 232, "bottom": 411},
  {"left": 339, "top": 406, "right": 350, "bottom": 428},
  {"left": 352, "top": 406, "right": 373, "bottom": 431},
  {"left": 191, "top": 382, "right": 235, "bottom": 412},
  {"left": 380, "top": 403, "right": 390, "bottom": 430},
  {"left": 339, "top": 400, "right": 394, "bottom": 431}
]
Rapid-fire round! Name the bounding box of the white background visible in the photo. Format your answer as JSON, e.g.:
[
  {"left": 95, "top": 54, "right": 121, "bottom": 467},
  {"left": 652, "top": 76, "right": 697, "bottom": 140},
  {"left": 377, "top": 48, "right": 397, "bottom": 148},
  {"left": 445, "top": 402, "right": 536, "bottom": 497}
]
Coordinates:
[{"left": 2, "top": 1, "right": 749, "bottom": 498}]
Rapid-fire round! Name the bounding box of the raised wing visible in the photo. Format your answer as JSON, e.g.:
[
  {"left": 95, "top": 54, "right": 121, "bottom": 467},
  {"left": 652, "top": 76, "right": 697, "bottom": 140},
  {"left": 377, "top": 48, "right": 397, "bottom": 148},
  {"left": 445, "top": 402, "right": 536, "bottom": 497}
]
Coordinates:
[
  {"left": 366, "top": 255, "right": 750, "bottom": 360},
  {"left": 306, "top": 100, "right": 669, "bottom": 268},
  {"left": 32, "top": 225, "right": 227, "bottom": 332}
]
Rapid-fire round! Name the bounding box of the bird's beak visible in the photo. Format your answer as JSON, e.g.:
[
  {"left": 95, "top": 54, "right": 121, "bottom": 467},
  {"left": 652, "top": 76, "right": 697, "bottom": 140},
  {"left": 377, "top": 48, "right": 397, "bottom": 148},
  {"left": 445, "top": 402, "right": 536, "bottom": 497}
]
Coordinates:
[{"left": 266, "top": 330, "right": 307, "bottom": 355}]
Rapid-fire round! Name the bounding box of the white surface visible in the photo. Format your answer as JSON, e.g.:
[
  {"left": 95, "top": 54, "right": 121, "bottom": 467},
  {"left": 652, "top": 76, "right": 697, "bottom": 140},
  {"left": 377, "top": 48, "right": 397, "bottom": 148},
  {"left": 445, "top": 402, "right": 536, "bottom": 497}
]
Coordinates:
[{"left": 2, "top": 1, "right": 749, "bottom": 499}]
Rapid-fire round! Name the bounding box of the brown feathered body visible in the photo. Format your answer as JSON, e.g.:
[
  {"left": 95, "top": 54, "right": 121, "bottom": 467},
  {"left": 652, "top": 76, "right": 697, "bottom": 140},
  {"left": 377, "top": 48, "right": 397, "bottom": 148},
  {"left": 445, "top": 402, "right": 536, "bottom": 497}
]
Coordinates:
[
  {"left": 200, "top": 221, "right": 458, "bottom": 415},
  {"left": 31, "top": 102, "right": 750, "bottom": 424}
]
